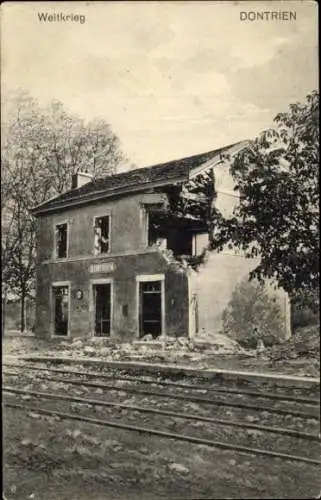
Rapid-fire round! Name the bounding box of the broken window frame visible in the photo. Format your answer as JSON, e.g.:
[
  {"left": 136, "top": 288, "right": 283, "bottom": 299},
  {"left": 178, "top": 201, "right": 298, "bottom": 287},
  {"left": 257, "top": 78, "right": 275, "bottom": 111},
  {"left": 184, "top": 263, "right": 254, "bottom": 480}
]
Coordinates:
[
  {"left": 147, "top": 211, "right": 168, "bottom": 249},
  {"left": 54, "top": 222, "right": 68, "bottom": 259},
  {"left": 147, "top": 210, "right": 208, "bottom": 258},
  {"left": 93, "top": 214, "right": 111, "bottom": 255}
]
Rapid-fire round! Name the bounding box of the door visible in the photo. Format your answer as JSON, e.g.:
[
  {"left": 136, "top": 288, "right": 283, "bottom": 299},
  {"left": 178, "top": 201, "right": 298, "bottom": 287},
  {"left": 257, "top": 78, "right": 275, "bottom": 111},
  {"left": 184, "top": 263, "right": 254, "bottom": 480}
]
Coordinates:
[
  {"left": 53, "top": 286, "right": 69, "bottom": 336},
  {"left": 139, "top": 280, "right": 162, "bottom": 338},
  {"left": 94, "top": 284, "right": 111, "bottom": 336}
]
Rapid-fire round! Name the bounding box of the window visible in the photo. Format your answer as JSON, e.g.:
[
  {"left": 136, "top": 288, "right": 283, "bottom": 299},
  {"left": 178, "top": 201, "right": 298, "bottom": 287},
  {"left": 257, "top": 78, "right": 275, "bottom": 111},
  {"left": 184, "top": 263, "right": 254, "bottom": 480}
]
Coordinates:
[
  {"left": 55, "top": 223, "right": 68, "bottom": 258},
  {"left": 94, "top": 216, "right": 110, "bottom": 255}
]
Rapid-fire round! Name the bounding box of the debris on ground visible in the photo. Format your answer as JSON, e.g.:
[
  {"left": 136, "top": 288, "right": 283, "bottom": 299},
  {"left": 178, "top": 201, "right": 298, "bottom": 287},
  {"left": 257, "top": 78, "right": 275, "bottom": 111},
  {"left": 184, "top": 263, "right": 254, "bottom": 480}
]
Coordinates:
[
  {"left": 3, "top": 324, "right": 320, "bottom": 377},
  {"left": 168, "top": 463, "right": 189, "bottom": 474},
  {"left": 266, "top": 324, "right": 320, "bottom": 361},
  {"left": 261, "top": 324, "right": 320, "bottom": 377},
  {"left": 5, "top": 331, "right": 246, "bottom": 363},
  {"left": 194, "top": 331, "right": 247, "bottom": 354}
]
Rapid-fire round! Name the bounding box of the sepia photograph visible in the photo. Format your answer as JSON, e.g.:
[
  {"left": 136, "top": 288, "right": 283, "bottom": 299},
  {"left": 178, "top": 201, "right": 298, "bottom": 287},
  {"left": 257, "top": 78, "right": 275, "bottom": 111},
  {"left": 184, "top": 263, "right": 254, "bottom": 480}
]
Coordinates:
[{"left": 1, "top": 1, "right": 319, "bottom": 499}]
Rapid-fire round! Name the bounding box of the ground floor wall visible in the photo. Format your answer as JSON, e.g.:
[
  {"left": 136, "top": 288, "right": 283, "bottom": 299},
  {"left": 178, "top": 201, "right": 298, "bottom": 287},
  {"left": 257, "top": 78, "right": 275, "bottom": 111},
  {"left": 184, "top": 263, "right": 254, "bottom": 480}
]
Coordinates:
[
  {"left": 35, "top": 251, "right": 189, "bottom": 339},
  {"left": 35, "top": 248, "right": 291, "bottom": 342}
]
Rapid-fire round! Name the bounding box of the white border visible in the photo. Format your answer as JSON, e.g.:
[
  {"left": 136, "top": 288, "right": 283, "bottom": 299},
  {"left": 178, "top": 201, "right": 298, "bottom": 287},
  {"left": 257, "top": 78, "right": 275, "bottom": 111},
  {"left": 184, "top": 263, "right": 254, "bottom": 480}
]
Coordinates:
[
  {"left": 136, "top": 274, "right": 165, "bottom": 338},
  {"left": 51, "top": 281, "right": 71, "bottom": 338}
]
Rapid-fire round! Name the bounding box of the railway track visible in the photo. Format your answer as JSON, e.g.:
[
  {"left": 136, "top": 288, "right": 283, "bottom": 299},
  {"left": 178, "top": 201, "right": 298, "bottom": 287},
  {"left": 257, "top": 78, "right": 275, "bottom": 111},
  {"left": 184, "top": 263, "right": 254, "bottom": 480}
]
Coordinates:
[
  {"left": 4, "top": 364, "right": 320, "bottom": 419},
  {"left": 3, "top": 361, "right": 321, "bottom": 468},
  {"left": 4, "top": 362, "right": 319, "bottom": 404}
]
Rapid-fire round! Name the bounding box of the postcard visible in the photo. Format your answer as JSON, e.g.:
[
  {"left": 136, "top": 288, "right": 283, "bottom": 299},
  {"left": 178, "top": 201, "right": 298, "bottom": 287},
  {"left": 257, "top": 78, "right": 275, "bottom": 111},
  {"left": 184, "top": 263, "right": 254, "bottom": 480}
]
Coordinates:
[{"left": 2, "top": 2, "right": 319, "bottom": 499}]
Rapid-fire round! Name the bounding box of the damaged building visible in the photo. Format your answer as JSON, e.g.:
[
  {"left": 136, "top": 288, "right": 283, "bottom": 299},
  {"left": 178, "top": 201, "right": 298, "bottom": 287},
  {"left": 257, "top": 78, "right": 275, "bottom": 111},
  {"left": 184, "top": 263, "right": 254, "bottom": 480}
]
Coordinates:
[{"left": 31, "top": 141, "right": 291, "bottom": 340}]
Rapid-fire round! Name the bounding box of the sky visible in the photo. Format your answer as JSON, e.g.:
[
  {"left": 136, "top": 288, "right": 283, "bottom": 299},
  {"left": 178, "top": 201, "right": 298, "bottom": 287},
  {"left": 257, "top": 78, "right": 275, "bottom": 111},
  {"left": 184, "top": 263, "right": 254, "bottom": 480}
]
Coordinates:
[{"left": 1, "top": 1, "right": 318, "bottom": 168}]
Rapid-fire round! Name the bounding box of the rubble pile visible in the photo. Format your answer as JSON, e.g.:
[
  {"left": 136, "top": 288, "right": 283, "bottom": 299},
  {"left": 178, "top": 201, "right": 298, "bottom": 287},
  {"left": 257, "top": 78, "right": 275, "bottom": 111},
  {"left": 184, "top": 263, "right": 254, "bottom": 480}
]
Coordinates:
[
  {"left": 42, "top": 332, "right": 246, "bottom": 364},
  {"left": 4, "top": 328, "right": 319, "bottom": 376},
  {"left": 266, "top": 324, "right": 320, "bottom": 361},
  {"left": 193, "top": 331, "right": 246, "bottom": 355}
]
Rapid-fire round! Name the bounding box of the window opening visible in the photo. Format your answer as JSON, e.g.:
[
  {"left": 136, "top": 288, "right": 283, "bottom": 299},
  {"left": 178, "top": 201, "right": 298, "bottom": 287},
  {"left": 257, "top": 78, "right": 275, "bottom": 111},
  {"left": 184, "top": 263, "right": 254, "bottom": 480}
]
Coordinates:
[
  {"left": 55, "top": 223, "right": 67, "bottom": 258},
  {"left": 94, "top": 216, "right": 110, "bottom": 254}
]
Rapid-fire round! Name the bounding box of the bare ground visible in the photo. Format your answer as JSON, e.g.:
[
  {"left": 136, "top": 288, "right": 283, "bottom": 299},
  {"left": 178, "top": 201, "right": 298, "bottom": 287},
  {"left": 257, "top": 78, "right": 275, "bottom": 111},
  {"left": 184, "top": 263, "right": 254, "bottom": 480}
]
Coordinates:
[
  {"left": 3, "top": 404, "right": 321, "bottom": 500},
  {"left": 3, "top": 333, "right": 321, "bottom": 500}
]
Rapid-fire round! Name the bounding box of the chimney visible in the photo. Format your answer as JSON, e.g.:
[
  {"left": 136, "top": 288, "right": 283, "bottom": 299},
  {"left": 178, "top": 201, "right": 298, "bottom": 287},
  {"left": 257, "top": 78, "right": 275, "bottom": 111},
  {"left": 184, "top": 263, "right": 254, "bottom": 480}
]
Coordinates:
[{"left": 71, "top": 172, "right": 93, "bottom": 189}]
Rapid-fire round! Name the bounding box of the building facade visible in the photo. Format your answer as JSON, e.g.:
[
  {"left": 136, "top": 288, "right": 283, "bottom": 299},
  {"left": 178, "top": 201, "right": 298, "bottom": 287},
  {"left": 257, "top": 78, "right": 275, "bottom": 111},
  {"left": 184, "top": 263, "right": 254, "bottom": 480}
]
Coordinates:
[{"left": 31, "top": 141, "right": 291, "bottom": 341}]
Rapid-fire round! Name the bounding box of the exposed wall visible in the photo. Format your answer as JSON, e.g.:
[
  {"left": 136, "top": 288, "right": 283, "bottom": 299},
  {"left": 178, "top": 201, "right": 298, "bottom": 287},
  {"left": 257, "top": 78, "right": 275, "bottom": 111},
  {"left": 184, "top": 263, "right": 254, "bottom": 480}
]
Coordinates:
[
  {"left": 188, "top": 249, "right": 291, "bottom": 340},
  {"left": 186, "top": 161, "right": 290, "bottom": 340}
]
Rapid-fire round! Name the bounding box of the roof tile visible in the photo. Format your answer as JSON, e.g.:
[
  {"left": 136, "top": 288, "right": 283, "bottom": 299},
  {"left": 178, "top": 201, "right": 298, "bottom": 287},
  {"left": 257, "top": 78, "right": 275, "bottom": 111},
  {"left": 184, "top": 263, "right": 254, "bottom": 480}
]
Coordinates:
[{"left": 32, "top": 142, "right": 242, "bottom": 214}]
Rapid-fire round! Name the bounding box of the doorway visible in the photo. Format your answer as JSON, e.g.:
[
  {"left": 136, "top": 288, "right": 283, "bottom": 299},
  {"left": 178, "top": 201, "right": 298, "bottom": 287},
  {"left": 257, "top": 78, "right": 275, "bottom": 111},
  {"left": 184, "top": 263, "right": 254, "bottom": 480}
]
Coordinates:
[
  {"left": 53, "top": 285, "right": 69, "bottom": 336},
  {"left": 93, "top": 283, "right": 111, "bottom": 336},
  {"left": 139, "top": 280, "right": 163, "bottom": 338}
]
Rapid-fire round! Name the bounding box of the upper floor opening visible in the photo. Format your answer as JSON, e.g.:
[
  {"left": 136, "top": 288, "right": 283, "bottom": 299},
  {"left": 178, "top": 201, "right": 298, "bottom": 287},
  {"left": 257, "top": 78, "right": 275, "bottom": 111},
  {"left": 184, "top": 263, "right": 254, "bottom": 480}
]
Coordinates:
[
  {"left": 55, "top": 222, "right": 68, "bottom": 259},
  {"left": 146, "top": 209, "right": 208, "bottom": 259},
  {"left": 94, "top": 215, "right": 110, "bottom": 255}
]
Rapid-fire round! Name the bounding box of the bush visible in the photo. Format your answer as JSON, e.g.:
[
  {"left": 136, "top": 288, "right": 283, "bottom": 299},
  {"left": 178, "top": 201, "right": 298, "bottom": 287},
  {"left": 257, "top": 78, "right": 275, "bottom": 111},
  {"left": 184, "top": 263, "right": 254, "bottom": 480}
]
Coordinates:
[
  {"left": 222, "top": 278, "right": 286, "bottom": 348},
  {"left": 291, "top": 288, "right": 320, "bottom": 332}
]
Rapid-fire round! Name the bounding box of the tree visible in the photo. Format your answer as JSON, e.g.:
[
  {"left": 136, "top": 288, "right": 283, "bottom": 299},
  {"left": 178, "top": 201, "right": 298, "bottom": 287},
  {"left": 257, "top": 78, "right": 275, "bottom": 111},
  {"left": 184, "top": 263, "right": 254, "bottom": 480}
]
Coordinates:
[
  {"left": 2, "top": 89, "right": 126, "bottom": 331},
  {"left": 211, "top": 91, "right": 319, "bottom": 297}
]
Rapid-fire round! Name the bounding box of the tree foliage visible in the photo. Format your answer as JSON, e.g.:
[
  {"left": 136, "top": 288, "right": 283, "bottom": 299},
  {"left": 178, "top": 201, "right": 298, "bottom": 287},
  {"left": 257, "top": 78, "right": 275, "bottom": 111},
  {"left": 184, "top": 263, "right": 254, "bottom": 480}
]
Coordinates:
[
  {"left": 211, "top": 91, "right": 319, "bottom": 296},
  {"left": 2, "top": 89, "right": 126, "bottom": 330},
  {"left": 291, "top": 287, "right": 320, "bottom": 331}
]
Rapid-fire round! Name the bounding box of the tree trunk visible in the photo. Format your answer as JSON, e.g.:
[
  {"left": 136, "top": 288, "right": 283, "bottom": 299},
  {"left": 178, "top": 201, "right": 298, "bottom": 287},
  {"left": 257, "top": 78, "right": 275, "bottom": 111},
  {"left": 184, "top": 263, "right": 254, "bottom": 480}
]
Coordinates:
[
  {"left": 2, "top": 291, "right": 7, "bottom": 337},
  {"left": 20, "top": 292, "right": 26, "bottom": 332}
]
